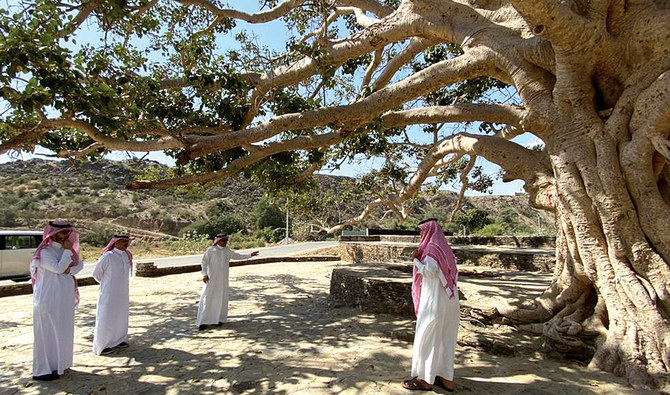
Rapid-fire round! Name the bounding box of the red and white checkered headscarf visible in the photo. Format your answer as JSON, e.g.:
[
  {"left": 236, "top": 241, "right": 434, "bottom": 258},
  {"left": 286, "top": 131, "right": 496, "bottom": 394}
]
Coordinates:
[
  {"left": 411, "top": 219, "right": 458, "bottom": 315},
  {"left": 30, "top": 221, "right": 81, "bottom": 306},
  {"left": 32, "top": 221, "right": 80, "bottom": 262},
  {"left": 101, "top": 234, "right": 133, "bottom": 266},
  {"left": 213, "top": 233, "right": 229, "bottom": 246}
]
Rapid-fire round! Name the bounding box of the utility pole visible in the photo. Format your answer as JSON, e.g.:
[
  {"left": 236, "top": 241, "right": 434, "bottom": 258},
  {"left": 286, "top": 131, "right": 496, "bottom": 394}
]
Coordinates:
[{"left": 285, "top": 198, "right": 289, "bottom": 245}]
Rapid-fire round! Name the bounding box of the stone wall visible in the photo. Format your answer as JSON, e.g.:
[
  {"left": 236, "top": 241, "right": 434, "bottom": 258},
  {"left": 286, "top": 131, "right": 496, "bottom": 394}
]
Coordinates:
[
  {"left": 0, "top": 256, "right": 341, "bottom": 297},
  {"left": 135, "top": 256, "right": 341, "bottom": 277},
  {"left": 339, "top": 243, "right": 555, "bottom": 272},
  {"left": 339, "top": 235, "right": 556, "bottom": 248},
  {"left": 329, "top": 266, "right": 415, "bottom": 316},
  {"left": 0, "top": 276, "right": 100, "bottom": 298},
  {"left": 329, "top": 265, "right": 466, "bottom": 317},
  {"left": 456, "top": 249, "right": 554, "bottom": 272}
]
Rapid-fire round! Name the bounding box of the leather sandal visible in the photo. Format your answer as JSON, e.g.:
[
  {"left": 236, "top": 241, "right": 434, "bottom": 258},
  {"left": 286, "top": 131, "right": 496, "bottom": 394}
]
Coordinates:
[
  {"left": 402, "top": 377, "right": 433, "bottom": 391},
  {"left": 434, "top": 376, "right": 454, "bottom": 392}
]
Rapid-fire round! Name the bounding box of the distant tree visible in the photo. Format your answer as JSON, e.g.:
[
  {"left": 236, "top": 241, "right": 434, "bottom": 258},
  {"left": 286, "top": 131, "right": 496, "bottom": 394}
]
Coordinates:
[
  {"left": 455, "top": 209, "right": 491, "bottom": 234},
  {"left": 250, "top": 198, "right": 284, "bottom": 231},
  {"left": 496, "top": 208, "right": 520, "bottom": 230}
]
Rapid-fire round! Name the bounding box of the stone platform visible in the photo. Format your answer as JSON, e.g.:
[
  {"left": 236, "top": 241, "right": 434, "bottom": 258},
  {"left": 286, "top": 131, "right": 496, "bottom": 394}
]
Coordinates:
[{"left": 329, "top": 264, "right": 467, "bottom": 317}]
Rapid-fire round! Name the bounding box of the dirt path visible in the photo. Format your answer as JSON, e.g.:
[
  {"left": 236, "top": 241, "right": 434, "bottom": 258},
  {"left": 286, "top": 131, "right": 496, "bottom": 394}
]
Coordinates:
[{"left": 0, "top": 261, "right": 651, "bottom": 394}]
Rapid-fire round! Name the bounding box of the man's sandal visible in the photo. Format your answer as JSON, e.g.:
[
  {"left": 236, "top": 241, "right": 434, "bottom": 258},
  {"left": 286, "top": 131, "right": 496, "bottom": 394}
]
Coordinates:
[
  {"left": 402, "top": 377, "right": 433, "bottom": 391},
  {"left": 434, "top": 376, "right": 455, "bottom": 392}
]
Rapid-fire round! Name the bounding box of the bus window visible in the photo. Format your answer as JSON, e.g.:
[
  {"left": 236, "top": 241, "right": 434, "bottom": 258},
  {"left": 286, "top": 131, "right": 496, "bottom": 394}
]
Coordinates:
[{"left": 5, "top": 235, "right": 38, "bottom": 250}]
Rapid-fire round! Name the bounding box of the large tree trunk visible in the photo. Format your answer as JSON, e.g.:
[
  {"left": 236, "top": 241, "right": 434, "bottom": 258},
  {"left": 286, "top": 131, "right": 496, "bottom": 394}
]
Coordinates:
[{"left": 496, "top": 105, "right": 670, "bottom": 389}]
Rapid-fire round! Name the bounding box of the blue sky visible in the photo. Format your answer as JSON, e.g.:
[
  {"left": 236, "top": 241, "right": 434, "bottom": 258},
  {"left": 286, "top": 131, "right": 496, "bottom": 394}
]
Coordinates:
[{"left": 0, "top": 0, "right": 540, "bottom": 195}]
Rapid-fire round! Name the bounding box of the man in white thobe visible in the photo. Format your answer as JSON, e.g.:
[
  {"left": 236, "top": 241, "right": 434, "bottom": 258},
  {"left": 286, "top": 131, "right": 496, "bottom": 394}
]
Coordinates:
[
  {"left": 31, "top": 221, "right": 84, "bottom": 381},
  {"left": 92, "top": 234, "right": 133, "bottom": 355},
  {"left": 196, "top": 233, "right": 258, "bottom": 330},
  {"left": 403, "top": 218, "right": 459, "bottom": 392}
]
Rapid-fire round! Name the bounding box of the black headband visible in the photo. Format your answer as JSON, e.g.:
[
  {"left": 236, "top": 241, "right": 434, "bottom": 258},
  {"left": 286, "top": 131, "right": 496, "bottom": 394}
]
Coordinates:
[
  {"left": 113, "top": 234, "right": 130, "bottom": 239},
  {"left": 49, "top": 221, "right": 73, "bottom": 229},
  {"left": 418, "top": 218, "right": 439, "bottom": 225}
]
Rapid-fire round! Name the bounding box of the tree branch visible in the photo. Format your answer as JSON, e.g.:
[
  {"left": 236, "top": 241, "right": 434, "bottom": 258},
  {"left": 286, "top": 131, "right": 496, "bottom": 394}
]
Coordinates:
[
  {"left": 373, "top": 37, "right": 435, "bottom": 91},
  {"left": 449, "top": 155, "right": 476, "bottom": 222},
  {"left": 186, "top": 49, "right": 496, "bottom": 159},
  {"left": 56, "top": 0, "right": 104, "bottom": 38},
  {"left": 381, "top": 103, "right": 526, "bottom": 129},
  {"left": 127, "top": 131, "right": 345, "bottom": 189},
  {"left": 335, "top": 0, "right": 394, "bottom": 17},
  {"left": 177, "top": 0, "right": 308, "bottom": 24}
]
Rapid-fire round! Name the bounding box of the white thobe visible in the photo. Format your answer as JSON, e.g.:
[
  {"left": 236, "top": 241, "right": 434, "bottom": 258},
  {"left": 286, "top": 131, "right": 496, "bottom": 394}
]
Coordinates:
[
  {"left": 92, "top": 249, "right": 131, "bottom": 355},
  {"left": 411, "top": 256, "right": 459, "bottom": 383},
  {"left": 31, "top": 243, "right": 83, "bottom": 376},
  {"left": 196, "top": 246, "right": 251, "bottom": 326}
]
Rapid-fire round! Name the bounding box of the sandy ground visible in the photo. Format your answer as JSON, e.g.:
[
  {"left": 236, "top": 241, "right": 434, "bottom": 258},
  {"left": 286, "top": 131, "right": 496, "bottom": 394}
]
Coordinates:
[{"left": 0, "top": 260, "right": 653, "bottom": 394}]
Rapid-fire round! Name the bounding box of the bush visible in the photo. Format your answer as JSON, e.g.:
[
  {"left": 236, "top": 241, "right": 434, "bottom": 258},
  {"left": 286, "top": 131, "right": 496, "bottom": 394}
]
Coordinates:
[
  {"left": 513, "top": 224, "right": 536, "bottom": 236},
  {"left": 73, "top": 195, "right": 92, "bottom": 205},
  {"left": 167, "top": 230, "right": 211, "bottom": 253},
  {"left": 0, "top": 207, "right": 18, "bottom": 227},
  {"left": 475, "top": 223, "right": 506, "bottom": 236},
  {"left": 250, "top": 198, "right": 284, "bottom": 230},
  {"left": 80, "top": 224, "right": 117, "bottom": 247},
  {"left": 36, "top": 191, "right": 52, "bottom": 200},
  {"left": 90, "top": 180, "right": 106, "bottom": 189},
  {"left": 155, "top": 195, "right": 174, "bottom": 206},
  {"left": 496, "top": 207, "right": 520, "bottom": 231},
  {"left": 253, "top": 226, "right": 284, "bottom": 243},
  {"left": 180, "top": 215, "right": 245, "bottom": 239},
  {"left": 441, "top": 222, "right": 459, "bottom": 236}
]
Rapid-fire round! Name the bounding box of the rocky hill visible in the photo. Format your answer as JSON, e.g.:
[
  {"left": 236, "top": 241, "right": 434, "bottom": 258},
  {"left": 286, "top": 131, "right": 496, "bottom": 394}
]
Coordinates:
[{"left": 0, "top": 159, "right": 555, "bottom": 242}]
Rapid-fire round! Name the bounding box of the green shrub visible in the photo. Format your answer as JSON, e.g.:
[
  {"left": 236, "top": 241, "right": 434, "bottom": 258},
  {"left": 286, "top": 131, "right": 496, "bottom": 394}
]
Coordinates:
[
  {"left": 155, "top": 195, "right": 174, "bottom": 206},
  {"left": 253, "top": 226, "right": 284, "bottom": 243},
  {"left": 0, "top": 207, "right": 18, "bottom": 227},
  {"left": 474, "top": 223, "right": 506, "bottom": 236},
  {"left": 250, "top": 198, "right": 284, "bottom": 230},
  {"left": 81, "top": 224, "right": 117, "bottom": 247},
  {"left": 73, "top": 195, "right": 91, "bottom": 204},
  {"left": 513, "top": 224, "right": 537, "bottom": 236},
  {"left": 180, "top": 215, "right": 245, "bottom": 239},
  {"left": 90, "top": 180, "right": 106, "bottom": 189}
]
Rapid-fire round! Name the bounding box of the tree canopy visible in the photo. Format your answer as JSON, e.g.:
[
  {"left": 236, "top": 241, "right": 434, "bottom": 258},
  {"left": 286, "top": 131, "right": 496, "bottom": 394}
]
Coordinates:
[{"left": 2, "top": 0, "right": 670, "bottom": 390}]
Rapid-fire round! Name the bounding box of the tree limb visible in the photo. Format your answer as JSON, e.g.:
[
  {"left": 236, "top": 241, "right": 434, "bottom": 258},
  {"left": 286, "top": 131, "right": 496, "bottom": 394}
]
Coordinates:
[
  {"left": 186, "top": 49, "right": 496, "bottom": 159},
  {"left": 127, "top": 131, "right": 345, "bottom": 189},
  {"left": 381, "top": 103, "right": 526, "bottom": 129},
  {"left": 56, "top": 0, "right": 104, "bottom": 38},
  {"left": 177, "top": 0, "right": 308, "bottom": 24},
  {"left": 373, "top": 37, "right": 436, "bottom": 91},
  {"left": 449, "top": 155, "right": 476, "bottom": 222}
]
